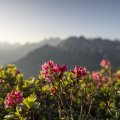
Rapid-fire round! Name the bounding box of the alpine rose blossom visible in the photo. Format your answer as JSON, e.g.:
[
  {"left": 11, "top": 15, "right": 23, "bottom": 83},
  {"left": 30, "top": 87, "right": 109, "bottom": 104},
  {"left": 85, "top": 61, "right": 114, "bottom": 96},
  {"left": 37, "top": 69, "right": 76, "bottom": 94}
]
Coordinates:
[
  {"left": 42, "top": 60, "right": 55, "bottom": 82},
  {"left": 92, "top": 71, "right": 108, "bottom": 88},
  {"left": 53, "top": 64, "right": 67, "bottom": 74},
  {"left": 101, "top": 76, "right": 108, "bottom": 82},
  {"left": 42, "top": 60, "right": 67, "bottom": 82},
  {"left": 100, "top": 59, "right": 111, "bottom": 68},
  {"left": 4, "top": 89, "right": 23, "bottom": 109},
  {"left": 92, "top": 71, "right": 101, "bottom": 81},
  {"left": 72, "top": 66, "right": 87, "bottom": 78}
]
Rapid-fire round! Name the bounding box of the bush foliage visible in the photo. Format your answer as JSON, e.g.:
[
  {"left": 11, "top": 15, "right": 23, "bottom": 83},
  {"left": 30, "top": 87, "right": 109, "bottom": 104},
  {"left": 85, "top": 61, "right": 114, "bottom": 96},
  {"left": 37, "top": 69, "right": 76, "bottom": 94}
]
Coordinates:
[{"left": 0, "top": 59, "right": 120, "bottom": 120}]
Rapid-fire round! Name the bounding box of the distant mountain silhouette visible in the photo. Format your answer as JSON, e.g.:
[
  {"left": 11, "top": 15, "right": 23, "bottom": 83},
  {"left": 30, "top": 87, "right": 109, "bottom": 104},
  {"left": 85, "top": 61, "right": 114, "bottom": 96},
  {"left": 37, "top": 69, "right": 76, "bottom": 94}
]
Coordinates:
[
  {"left": 0, "top": 38, "right": 61, "bottom": 65},
  {"left": 14, "top": 36, "right": 120, "bottom": 78}
]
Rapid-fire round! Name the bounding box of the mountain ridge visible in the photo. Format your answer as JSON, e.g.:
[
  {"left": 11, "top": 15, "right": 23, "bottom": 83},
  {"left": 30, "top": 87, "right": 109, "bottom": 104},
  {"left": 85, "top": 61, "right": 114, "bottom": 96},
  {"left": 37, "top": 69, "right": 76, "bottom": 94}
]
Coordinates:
[
  {"left": 14, "top": 36, "right": 120, "bottom": 78},
  {"left": 0, "top": 38, "right": 61, "bottom": 65}
]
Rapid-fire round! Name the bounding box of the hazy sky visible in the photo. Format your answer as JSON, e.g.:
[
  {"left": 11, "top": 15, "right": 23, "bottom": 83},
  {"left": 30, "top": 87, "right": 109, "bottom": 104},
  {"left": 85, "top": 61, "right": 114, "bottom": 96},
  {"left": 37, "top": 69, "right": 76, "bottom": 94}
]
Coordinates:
[{"left": 0, "top": 0, "right": 120, "bottom": 44}]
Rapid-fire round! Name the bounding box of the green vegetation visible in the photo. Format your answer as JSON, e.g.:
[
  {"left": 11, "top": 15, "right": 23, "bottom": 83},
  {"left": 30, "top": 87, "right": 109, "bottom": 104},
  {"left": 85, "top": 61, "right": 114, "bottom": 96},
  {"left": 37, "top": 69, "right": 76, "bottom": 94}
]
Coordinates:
[{"left": 0, "top": 59, "right": 120, "bottom": 120}]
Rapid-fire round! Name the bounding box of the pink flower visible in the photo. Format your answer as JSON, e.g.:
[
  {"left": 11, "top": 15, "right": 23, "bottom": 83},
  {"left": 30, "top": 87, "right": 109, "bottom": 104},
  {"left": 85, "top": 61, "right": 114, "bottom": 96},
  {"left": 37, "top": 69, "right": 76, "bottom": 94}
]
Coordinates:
[
  {"left": 42, "top": 60, "right": 67, "bottom": 82},
  {"left": 42, "top": 60, "right": 55, "bottom": 82},
  {"left": 53, "top": 64, "right": 67, "bottom": 74},
  {"left": 4, "top": 89, "right": 23, "bottom": 109},
  {"left": 92, "top": 71, "right": 101, "bottom": 81},
  {"left": 101, "top": 76, "right": 108, "bottom": 82},
  {"left": 96, "top": 82, "right": 103, "bottom": 89},
  {"left": 71, "top": 66, "right": 87, "bottom": 78},
  {"left": 92, "top": 71, "right": 108, "bottom": 88},
  {"left": 100, "top": 59, "right": 111, "bottom": 68},
  {"left": 97, "top": 82, "right": 102, "bottom": 87}
]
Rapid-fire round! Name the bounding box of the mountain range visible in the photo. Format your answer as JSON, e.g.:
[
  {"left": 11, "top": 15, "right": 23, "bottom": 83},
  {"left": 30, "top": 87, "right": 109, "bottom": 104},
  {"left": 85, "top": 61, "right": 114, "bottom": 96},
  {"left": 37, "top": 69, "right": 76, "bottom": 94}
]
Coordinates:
[
  {"left": 12, "top": 36, "right": 120, "bottom": 78},
  {"left": 0, "top": 38, "right": 61, "bottom": 65}
]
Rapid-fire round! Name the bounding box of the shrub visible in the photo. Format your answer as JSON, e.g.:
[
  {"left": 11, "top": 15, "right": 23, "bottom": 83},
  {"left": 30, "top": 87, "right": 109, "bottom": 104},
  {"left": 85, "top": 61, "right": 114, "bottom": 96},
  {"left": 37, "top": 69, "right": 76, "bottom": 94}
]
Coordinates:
[{"left": 0, "top": 59, "right": 120, "bottom": 120}]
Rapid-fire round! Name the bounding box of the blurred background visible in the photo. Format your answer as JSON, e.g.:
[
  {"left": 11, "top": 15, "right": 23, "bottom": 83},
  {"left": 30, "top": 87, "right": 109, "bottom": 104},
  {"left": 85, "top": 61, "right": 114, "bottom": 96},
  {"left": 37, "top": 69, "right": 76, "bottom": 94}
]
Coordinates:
[{"left": 0, "top": 0, "right": 120, "bottom": 78}]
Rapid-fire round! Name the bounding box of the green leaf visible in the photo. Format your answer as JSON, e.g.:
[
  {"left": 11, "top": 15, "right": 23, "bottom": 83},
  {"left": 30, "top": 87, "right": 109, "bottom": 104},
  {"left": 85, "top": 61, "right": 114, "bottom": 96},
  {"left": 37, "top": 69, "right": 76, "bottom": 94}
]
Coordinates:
[{"left": 23, "top": 94, "right": 37, "bottom": 109}]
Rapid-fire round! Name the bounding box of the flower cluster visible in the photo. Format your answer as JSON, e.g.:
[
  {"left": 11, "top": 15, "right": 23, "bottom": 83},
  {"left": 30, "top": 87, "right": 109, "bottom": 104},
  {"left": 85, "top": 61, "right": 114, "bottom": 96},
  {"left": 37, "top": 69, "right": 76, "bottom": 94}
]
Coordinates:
[
  {"left": 100, "top": 59, "right": 111, "bottom": 68},
  {"left": 92, "top": 71, "right": 101, "bottom": 81},
  {"left": 72, "top": 66, "right": 87, "bottom": 79},
  {"left": 91, "top": 59, "right": 111, "bottom": 88},
  {"left": 42, "top": 60, "right": 67, "bottom": 82},
  {"left": 92, "top": 71, "right": 108, "bottom": 88},
  {"left": 42, "top": 60, "right": 55, "bottom": 82},
  {"left": 53, "top": 64, "right": 67, "bottom": 75},
  {"left": 4, "top": 89, "right": 23, "bottom": 109}
]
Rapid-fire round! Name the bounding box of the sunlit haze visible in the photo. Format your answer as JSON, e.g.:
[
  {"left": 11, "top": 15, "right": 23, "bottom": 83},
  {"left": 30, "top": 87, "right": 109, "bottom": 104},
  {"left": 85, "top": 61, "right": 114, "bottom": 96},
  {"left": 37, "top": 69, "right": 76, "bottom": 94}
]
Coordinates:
[{"left": 0, "top": 0, "right": 120, "bottom": 44}]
